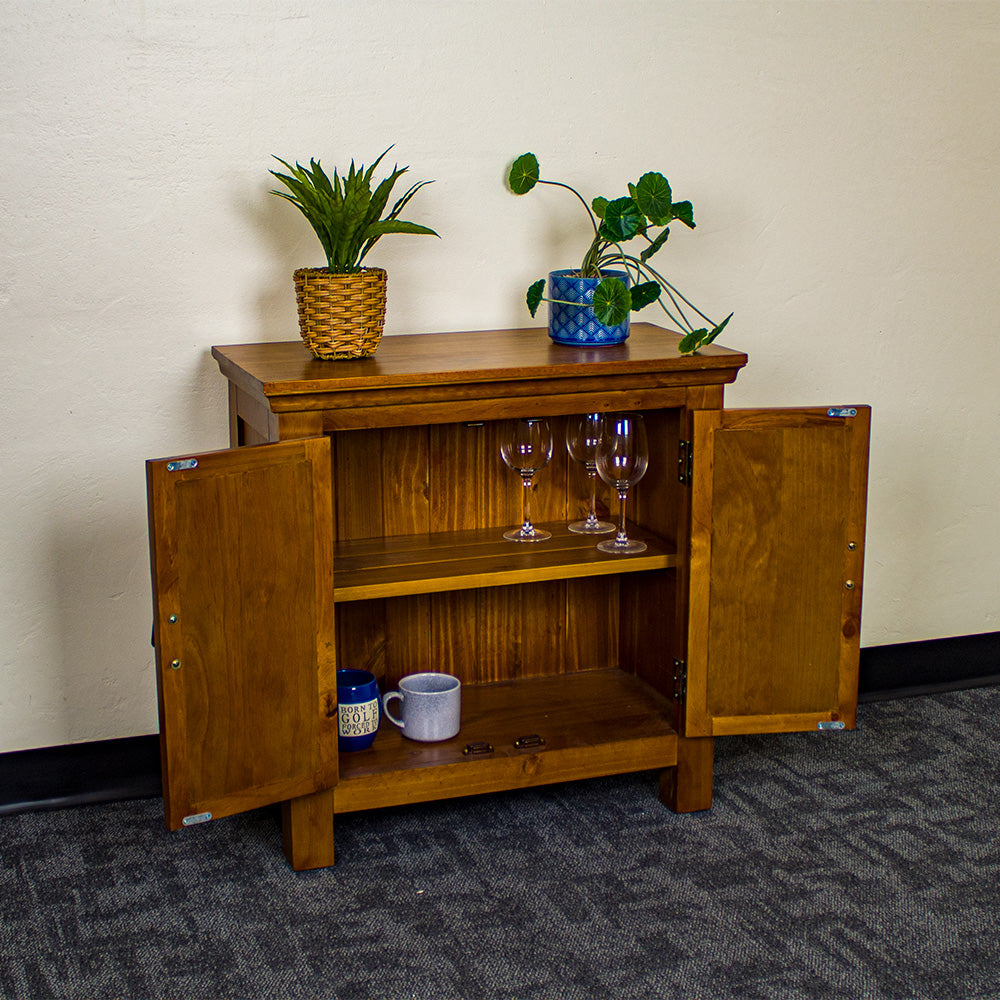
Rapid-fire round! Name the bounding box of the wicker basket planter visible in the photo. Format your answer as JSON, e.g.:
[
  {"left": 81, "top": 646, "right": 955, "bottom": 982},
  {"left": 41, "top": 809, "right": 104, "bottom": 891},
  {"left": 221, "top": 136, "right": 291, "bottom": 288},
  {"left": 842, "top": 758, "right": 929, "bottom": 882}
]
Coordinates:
[{"left": 293, "top": 267, "right": 388, "bottom": 360}]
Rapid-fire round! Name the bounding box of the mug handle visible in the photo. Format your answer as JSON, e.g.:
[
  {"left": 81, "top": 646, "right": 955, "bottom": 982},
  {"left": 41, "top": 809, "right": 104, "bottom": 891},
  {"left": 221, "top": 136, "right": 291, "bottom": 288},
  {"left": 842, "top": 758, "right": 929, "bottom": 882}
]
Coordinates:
[{"left": 382, "top": 691, "right": 405, "bottom": 729}]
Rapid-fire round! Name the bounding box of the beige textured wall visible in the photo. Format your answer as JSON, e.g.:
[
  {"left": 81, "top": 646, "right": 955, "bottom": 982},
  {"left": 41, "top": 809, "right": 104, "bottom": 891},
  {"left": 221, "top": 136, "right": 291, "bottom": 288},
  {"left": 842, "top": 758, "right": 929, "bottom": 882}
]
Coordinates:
[{"left": 2, "top": 2, "right": 998, "bottom": 751}]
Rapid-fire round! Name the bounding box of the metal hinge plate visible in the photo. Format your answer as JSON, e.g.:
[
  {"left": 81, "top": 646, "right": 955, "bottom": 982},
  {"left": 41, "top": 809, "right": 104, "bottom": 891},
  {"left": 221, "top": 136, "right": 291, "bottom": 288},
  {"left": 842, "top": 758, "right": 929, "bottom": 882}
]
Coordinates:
[
  {"left": 678, "top": 440, "right": 692, "bottom": 483},
  {"left": 673, "top": 658, "right": 687, "bottom": 700},
  {"left": 817, "top": 721, "right": 846, "bottom": 731},
  {"left": 182, "top": 811, "right": 213, "bottom": 825}
]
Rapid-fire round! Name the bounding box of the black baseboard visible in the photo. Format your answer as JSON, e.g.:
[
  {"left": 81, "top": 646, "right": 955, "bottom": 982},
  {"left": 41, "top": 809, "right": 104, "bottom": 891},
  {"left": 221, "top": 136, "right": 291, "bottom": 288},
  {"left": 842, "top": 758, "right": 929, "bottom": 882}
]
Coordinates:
[
  {"left": 2, "top": 632, "right": 998, "bottom": 818},
  {"left": 858, "top": 631, "right": 1000, "bottom": 701},
  {"left": 0, "top": 734, "right": 161, "bottom": 818}
]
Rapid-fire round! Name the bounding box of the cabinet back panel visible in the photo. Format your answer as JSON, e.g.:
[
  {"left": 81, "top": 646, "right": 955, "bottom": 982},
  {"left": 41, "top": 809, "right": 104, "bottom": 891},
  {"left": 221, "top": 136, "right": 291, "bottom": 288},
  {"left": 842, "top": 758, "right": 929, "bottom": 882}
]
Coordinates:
[
  {"left": 337, "top": 578, "right": 619, "bottom": 688},
  {"left": 332, "top": 420, "right": 578, "bottom": 541}
]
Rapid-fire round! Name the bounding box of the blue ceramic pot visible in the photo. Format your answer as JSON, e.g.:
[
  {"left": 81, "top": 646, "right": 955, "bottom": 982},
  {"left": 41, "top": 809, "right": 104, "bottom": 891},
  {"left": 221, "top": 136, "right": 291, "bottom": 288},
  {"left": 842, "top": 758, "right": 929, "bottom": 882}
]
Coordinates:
[
  {"left": 336, "top": 668, "right": 381, "bottom": 751},
  {"left": 547, "top": 269, "right": 630, "bottom": 347}
]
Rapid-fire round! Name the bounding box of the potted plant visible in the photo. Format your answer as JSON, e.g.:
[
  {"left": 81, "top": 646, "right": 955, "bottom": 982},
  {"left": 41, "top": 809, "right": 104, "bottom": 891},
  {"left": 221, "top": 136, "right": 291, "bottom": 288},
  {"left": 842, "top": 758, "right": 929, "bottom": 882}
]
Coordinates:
[
  {"left": 506, "top": 152, "right": 731, "bottom": 353},
  {"left": 270, "top": 147, "right": 438, "bottom": 359}
]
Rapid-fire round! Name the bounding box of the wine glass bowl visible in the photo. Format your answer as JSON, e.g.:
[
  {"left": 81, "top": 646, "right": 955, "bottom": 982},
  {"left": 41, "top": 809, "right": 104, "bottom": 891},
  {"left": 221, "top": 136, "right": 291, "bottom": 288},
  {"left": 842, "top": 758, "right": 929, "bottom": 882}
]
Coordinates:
[
  {"left": 595, "top": 413, "right": 649, "bottom": 554},
  {"left": 500, "top": 418, "right": 554, "bottom": 542},
  {"left": 565, "top": 413, "right": 615, "bottom": 534}
]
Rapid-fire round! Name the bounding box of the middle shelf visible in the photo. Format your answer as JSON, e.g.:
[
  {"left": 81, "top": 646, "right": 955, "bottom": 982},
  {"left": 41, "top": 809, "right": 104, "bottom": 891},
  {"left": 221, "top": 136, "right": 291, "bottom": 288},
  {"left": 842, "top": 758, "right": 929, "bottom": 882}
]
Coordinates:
[{"left": 333, "top": 522, "right": 677, "bottom": 602}]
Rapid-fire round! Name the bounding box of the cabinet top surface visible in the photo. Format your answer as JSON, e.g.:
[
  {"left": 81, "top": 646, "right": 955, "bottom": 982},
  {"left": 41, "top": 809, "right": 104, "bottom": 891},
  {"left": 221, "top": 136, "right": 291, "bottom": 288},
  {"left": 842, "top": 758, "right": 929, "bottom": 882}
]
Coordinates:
[{"left": 212, "top": 324, "right": 747, "bottom": 399}]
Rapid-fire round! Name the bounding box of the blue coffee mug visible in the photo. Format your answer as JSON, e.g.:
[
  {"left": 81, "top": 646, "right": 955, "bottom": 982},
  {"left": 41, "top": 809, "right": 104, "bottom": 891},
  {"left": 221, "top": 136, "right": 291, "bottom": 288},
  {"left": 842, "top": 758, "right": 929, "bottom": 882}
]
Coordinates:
[{"left": 337, "top": 668, "right": 381, "bottom": 751}]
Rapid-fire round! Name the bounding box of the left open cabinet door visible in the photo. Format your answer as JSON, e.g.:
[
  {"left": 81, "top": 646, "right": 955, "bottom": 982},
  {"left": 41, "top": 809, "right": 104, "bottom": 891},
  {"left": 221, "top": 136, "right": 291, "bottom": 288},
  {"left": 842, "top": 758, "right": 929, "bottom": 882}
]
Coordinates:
[{"left": 146, "top": 437, "right": 336, "bottom": 831}]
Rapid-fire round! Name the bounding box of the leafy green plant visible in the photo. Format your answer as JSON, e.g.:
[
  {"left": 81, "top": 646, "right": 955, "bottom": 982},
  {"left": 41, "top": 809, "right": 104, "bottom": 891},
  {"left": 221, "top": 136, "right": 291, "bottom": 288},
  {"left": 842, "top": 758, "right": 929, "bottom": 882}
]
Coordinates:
[
  {"left": 507, "top": 152, "right": 731, "bottom": 354},
  {"left": 270, "top": 147, "right": 438, "bottom": 273}
]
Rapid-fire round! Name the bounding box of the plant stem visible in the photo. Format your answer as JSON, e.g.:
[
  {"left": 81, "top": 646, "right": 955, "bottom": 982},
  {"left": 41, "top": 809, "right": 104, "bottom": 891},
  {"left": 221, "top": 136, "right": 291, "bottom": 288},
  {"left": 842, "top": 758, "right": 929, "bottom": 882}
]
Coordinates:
[{"left": 538, "top": 179, "right": 599, "bottom": 236}]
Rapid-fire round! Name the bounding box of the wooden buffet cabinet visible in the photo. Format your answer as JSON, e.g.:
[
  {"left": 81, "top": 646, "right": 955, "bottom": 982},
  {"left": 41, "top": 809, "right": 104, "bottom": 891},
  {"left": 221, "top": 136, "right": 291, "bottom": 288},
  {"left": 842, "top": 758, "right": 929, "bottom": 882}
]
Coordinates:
[{"left": 146, "top": 324, "right": 870, "bottom": 870}]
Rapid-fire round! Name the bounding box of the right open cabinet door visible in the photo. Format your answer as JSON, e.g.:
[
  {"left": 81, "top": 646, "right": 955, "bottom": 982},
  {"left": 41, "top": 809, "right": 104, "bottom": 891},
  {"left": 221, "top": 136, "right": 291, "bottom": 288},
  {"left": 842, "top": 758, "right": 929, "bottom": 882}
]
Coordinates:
[{"left": 684, "top": 406, "right": 871, "bottom": 737}]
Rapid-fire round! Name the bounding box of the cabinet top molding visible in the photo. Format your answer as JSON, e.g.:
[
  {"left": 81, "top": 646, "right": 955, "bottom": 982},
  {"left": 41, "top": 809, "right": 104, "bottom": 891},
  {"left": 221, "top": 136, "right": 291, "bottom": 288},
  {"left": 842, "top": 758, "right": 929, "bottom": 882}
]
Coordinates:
[{"left": 212, "top": 325, "right": 748, "bottom": 407}]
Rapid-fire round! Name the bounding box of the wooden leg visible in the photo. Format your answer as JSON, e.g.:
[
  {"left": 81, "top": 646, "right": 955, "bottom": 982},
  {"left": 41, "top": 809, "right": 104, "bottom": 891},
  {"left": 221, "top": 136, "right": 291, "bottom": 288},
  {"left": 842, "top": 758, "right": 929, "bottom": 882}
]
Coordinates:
[
  {"left": 281, "top": 789, "right": 336, "bottom": 871},
  {"left": 660, "top": 735, "right": 714, "bottom": 813}
]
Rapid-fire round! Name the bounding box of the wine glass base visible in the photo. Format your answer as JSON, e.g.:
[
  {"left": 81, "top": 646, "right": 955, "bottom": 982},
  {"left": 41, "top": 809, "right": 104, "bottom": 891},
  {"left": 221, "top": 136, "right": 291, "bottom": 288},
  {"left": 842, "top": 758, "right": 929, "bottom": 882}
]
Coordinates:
[
  {"left": 568, "top": 519, "right": 616, "bottom": 534},
  {"left": 596, "top": 538, "right": 647, "bottom": 555},
  {"left": 504, "top": 527, "right": 552, "bottom": 543}
]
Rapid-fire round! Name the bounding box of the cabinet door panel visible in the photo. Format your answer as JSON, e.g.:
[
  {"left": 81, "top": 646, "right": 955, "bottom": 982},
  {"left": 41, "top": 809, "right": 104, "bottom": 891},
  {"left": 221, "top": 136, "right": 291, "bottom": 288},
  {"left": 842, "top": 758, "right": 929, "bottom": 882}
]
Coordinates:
[
  {"left": 685, "top": 407, "right": 869, "bottom": 736},
  {"left": 146, "top": 438, "right": 337, "bottom": 829}
]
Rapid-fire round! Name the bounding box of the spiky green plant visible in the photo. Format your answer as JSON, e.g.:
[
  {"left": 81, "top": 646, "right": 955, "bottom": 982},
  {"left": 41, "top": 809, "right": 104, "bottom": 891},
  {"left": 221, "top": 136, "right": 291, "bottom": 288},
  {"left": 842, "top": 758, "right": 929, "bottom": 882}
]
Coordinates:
[
  {"left": 270, "top": 146, "right": 438, "bottom": 273},
  {"left": 507, "top": 152, "right": 731, "bottom": 354}
]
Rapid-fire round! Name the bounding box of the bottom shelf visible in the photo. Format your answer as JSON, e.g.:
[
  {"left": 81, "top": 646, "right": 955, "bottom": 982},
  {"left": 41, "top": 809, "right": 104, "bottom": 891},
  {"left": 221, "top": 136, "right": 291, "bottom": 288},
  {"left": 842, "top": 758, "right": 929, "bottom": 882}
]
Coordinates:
[{"left": 334, "top": 669, "right": 678, "bottom": 813}]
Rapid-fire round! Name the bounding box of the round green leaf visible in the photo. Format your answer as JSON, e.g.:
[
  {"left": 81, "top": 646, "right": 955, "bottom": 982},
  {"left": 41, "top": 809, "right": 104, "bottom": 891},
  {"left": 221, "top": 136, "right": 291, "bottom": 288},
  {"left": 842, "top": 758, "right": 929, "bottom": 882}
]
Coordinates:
[
  {"left": 672, "top": 200, "right": 695, "bottom": 229},
  {"left": 592, "top": 278, "right": 631, "bottom": 326},
  {"left": 678, "top": 329, "right": 707, "bottom": 355},
  {"left": 508, "top": 153, "right": 540, "bottom": 195},
  {"left": 629, "top": 280, "right": 661, "bottom": 311},
  {"left": 526, "top": 278, "right": 545, "bottom": 317},
  {"left": 599, "top": 197, "right": 644, "bottom": 242},
  {"left": 591, "top": 196, "right": 609, "bottom": 219},
  {"left": 635, "top": 172, "right": 673, "bottom": 226}
]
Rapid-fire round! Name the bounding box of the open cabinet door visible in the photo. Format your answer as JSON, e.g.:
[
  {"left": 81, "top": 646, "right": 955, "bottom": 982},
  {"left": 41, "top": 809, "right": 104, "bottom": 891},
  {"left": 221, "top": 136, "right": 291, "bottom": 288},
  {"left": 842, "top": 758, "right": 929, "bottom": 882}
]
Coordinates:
[
  {"left": 146, "top": 437, "right": 336, "bottom": 830},
  {"left": 685, "top": 407, "right": 870, "bottom": 737}
]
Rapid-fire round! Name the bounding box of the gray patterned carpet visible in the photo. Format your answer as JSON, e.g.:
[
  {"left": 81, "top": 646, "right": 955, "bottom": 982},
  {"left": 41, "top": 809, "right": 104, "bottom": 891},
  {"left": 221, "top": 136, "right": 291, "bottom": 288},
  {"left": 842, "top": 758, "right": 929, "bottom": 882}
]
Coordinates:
[{"left": 2, "top": 686, "right": 999, "bottom": 999}]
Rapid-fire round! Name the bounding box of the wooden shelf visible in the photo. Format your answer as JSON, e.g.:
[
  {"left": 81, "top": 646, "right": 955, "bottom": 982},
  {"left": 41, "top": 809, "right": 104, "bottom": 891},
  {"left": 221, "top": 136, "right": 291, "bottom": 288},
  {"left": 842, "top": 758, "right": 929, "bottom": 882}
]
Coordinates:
[
  {"left": 334, "top": 669, "right": 678, "bottom": 813},
  {"left": 333, "top": 522, "right": 677, "bottom": 601}
]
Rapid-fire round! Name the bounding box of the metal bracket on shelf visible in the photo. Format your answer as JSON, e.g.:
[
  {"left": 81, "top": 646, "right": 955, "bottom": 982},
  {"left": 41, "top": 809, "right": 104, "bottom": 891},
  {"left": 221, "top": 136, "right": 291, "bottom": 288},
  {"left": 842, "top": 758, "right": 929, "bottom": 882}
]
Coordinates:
[{"left": 513, "top": 734, "right": 545, "bottom": 749}]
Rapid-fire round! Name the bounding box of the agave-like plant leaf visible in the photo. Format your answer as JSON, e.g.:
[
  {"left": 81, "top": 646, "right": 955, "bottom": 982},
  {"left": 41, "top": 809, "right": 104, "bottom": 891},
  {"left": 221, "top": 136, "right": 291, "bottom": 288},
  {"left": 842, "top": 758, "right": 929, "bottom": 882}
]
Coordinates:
[
  {"left": 592, "top": 277, "right": 631, "bottom": 326},
  {"left": 508, "top": 153, "right": 540, "bottom": 195},
  {"left": 271, "top": 148, "right": 435, "bottom": 271},
  {"left": 598, "top": 197, "right": 644, "bottom": 243},
  {"left": 629, "top": 280, "right": 661, "bottom": 311},
  {"left": 635, "top": 172, "right": 673, "bottom": 226},
  {"left": 386, "top": 179, "right": 435, "bottom": 222},
  {"left": 365, "top": 220, "right": 439, "bottom": 239}
]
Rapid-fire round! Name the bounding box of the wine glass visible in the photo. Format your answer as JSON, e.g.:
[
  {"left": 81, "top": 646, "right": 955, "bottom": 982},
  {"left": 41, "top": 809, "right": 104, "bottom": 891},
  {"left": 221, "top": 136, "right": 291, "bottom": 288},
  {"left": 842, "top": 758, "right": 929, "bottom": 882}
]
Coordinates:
[
  {"left": 595, "top": 413, "right": 649, "bottom": 554},
  {"left": 565, "top": 413, "right": 615, "bottom": 534},
  {"left": 500, "top": 418, "right": 554, "bottom": 542}
]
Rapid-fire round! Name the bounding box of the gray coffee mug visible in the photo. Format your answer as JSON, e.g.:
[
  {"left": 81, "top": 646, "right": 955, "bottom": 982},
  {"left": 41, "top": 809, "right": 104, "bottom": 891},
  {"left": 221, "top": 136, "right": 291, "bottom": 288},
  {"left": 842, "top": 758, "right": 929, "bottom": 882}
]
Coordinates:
[{"left": 382, "top": 672, "right": 461, "bottom": 742}]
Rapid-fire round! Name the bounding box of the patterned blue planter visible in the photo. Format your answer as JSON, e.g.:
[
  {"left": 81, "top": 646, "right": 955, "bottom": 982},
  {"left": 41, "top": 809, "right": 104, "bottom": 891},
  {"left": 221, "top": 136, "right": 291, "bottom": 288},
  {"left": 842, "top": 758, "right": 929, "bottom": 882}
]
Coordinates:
[{"left": 547, "top": 269, "right": 631, "bottom": 347}]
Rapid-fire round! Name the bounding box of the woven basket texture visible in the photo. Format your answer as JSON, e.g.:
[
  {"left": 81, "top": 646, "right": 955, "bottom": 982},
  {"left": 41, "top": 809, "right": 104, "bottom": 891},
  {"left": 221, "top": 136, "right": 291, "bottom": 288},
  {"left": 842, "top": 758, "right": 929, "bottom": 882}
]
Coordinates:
[{"left": 293, "top": 267, "right": 387, "bottom": 360}]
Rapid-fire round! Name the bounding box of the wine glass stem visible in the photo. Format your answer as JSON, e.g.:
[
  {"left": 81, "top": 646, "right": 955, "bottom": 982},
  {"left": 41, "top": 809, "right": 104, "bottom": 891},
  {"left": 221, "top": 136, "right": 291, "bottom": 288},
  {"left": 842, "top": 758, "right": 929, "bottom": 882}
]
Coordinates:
[
  {"left": 521, "top": 474, "right": 534, "bottom": 532},
  {"left": 616, "top": 487, "right": 630, "bottom": 544},
  {"left": 587, "top": 467, "right": 599, "bottom": 522}
]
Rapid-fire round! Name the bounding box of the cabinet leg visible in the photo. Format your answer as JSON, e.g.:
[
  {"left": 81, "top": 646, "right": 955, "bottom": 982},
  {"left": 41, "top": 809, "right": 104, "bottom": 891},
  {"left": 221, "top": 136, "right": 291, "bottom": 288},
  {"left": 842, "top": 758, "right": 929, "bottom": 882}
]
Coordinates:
[
  {"left": 281, "top": 789, "right": 336, "bottom": 871},
  {"left": 660, "top": 735, "right": 714, "bottom": 813}
]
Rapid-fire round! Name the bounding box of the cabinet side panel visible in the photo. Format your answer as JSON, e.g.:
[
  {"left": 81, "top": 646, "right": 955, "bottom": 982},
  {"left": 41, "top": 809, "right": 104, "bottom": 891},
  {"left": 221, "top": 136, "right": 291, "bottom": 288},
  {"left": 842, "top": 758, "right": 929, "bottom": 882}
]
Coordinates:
[{"left": 631, "top": 408, "right": 682, "bottom": 547}]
